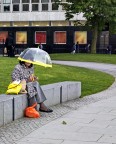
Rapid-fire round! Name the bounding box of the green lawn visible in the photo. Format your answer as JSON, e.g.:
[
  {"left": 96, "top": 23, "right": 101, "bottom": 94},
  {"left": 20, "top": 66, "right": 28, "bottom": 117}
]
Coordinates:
[
  {"left": 50, "top": 53, "right": 116, "bottom": 64},
  {"left": 0, "top": 55, "right": 114, "bottom": 98}
]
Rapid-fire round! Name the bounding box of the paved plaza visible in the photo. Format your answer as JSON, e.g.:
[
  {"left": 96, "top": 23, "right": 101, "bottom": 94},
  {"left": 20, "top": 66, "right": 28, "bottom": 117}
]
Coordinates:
[{"left": 0, "top": 61, "right": 116, "bottom": 144}]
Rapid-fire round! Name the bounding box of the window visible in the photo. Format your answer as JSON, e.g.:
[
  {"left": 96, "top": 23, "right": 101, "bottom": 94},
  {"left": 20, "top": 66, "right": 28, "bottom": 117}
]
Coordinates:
[
  {"left": 12, "top": 0, "right": 20, "bottom": 3},
  {"left": 52, "top": 3, "right": 58, "bottom": 10},
  {"left": 3, "top": 0, "right": 11, "bottom": 3},
  {"left": 42, "top": 4, "right": 48, "bottom": 11},
  {"left": 61, "top": 0, "right": 67, "bottom": 2},
  {"left": 0, "top": 31, "right": 8, "bottom": 44},
  {"left": 99, "top": 31, "right": 109, "bottom": 49},
  {"left": 22, "top": 0, "right": 29, "bottom": 11},
  {"left": 0, "top": 0, "right": 1, "bottom": 12},
  {"left": 0, "top": 22, "right": 10, "bottom": 27},
  {"left": 35, "top": 31, "right": 46, "bottom": 44},
  {"left": 41, "top": 0, "right": 49, "bottom": 11},
  {"left": 3, "top": 5, "right": 10, "bottom": 11},
  {"left": 32, "top": 4, "right": 39, "bottom": 11},
  {"left": 12, "top": 0, "right": 20, "bottom": 11},
  {"left": 22, "top": 4, "right": 29, "bottom": 11},
  {"left": 54, "top": 31, "right": 66, "bottom": 44},
  {"left": 22, "top": 0, "right": 30, "bottom": 3},
  {"left": 31, "top": 0, "right": 39, "bottom": 11},
  {"left": 13, "top": 22, "right": 29, "bottom": 26},
  {"left": 51, "top": 21, "right": 68, "bottom": 26},
  {"left": 41, "top": 0, "right": 49, "bottom": 2},
  {"left": 51, "top": 0, "right": 59, "bottom": 10},
  {"left": 32, "top": 0, "right": 39, "bottom": 2},
  {"left": 13, "top": 4, "right": 19, "bottom": 11},
  {"left": 32, "top": 21, "right": 49, "bottom": 26},
  {"left": 75, "top": 31, "right": 87, "bottom": 44},
  {"left": 16, "top": 31, "right": 27, "bottom": 44}
]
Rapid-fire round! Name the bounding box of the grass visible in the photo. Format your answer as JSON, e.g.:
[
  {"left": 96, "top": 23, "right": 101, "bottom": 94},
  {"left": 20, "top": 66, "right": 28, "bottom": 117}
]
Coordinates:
[
  {"left": 50, "top": 53, "right": 116, "bottom": 64},
  {"left": 0, "top": 55, "right": 114, "bottom": 98}
]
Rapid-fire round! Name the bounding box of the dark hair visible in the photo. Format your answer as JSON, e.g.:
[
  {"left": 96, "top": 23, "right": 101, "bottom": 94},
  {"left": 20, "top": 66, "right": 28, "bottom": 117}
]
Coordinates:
[{"left": 19, "top": 60, "right": 33, "bottom": 68}]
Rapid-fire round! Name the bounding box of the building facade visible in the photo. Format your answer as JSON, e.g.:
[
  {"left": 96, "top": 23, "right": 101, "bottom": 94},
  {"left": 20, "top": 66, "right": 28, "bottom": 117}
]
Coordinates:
[{"left": 0, "top": 0, "right": 115, "bottom": 54}]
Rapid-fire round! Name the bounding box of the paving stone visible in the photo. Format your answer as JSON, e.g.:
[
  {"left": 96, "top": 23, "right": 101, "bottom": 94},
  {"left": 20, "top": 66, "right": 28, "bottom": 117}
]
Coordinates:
[
  {"left": 17, "top": 138, "right": 63, "bottom": 144},
  {"left": 98, "top": 135, "right": 116, "bottom": 143},
  {"left": 61, "top": 141, "right": 110, "bottom": 144}
]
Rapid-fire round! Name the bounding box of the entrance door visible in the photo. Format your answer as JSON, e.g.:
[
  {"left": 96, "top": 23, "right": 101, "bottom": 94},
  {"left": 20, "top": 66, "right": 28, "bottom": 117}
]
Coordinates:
[{"left": 99, "top": 31, "right": 109, "bottom": 53}]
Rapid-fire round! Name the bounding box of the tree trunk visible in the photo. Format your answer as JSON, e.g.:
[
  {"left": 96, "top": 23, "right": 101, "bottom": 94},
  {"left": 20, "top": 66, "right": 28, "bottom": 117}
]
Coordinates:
[{"left": 91, "top": 24, "right": 98, "bottom": 54}]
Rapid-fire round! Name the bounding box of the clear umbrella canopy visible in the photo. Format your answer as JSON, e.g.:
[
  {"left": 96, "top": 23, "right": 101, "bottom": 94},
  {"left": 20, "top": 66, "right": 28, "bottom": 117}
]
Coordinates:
[{"left": 18, "top": 48, "right": 52, "bottom": 68}]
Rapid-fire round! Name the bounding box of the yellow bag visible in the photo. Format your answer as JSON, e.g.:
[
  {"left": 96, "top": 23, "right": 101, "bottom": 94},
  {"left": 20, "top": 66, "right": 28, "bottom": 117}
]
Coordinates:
[{"left": 6, "top": 80, "right": 22, "bottom": 95}]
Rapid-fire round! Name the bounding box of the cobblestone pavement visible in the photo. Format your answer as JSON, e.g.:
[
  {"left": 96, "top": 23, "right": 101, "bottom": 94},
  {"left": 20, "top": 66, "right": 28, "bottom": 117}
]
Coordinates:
[{"left": 0, "top": 61, "right": 116, "bottom": 144}]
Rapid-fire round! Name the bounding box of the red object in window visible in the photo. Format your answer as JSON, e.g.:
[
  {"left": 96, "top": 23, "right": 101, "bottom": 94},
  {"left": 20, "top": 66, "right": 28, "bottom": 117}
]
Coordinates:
[
  {"left": 35, "top": 32, "right": 46, "bottom": 44},
  {"left": 54, "top": 32, "right": 66, "bottom": 44},
  {"left": 0, "top": 31, "right": 8, "bottom": 44}
]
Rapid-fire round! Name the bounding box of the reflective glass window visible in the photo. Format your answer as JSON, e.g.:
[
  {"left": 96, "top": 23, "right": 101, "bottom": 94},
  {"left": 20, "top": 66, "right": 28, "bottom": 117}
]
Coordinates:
[
  {"left": 75, "top": 31, "right": 87, "bottom": 44},
  {"left": 12, "top": 0, "right": 20, "bottom": 3},
  {"left": 54, "top": 31, "right": 66, "bottom": 44},
  {"left": 32, "top": 0, "right": 39, "bottom": 2},
  {"left": 22, "top": 0, "right": 30, "bottom": 3},
  {"left": 32, "top": 4, "right": 39, "bottom": 11},
  {"left": 41, "top": 0, "right": 49, "bottom": 3},
  {"left": 13, "top": 4, "right": 19, "bottom": 11},
  {"left": 3, "top": 5, "right": 10, "bottom": 11},
  {"left": 22, "top": 4, "right": 29, "bottom": 11},
  {"left": 35, "top": 31, "right": 46, "bottom": 44},
  {"left": 3, "top": 0, "right": 11, "bottom": 3},
  {"left": 16, "top": 31, "right": 27, "bottom": 44},
  {"left": 42, "top": 4, "right": 48, "bottom": 11},
  {"left": 0, "top": 31, "right": 8, "bottom": 44},
  {"left": 52, "top": 3, "right": 58, "bottom": 10}
]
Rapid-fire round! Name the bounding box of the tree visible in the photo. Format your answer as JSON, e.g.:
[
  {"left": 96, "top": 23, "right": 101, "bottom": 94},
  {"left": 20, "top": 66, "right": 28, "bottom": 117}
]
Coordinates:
[{"left": 55, "top": 0, "right": 116, "bottom": 53}]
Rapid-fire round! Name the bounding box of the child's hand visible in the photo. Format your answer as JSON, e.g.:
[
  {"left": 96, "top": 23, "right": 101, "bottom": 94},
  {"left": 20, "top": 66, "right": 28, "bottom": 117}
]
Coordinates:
[
  {"left": 33, "top": 76, "right": 38, "bottom": 81},
  {"left": 28, "top": 74, "right": 38, "bottom": 82},
  {"left": 28, "top": 75, "right": 34, "bottom": 82}
]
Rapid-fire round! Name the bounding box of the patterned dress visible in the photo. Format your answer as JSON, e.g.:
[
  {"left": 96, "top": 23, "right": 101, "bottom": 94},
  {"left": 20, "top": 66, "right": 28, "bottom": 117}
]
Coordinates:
[{"left": 11, "top": 64, "right": 46, "bottom": 104}]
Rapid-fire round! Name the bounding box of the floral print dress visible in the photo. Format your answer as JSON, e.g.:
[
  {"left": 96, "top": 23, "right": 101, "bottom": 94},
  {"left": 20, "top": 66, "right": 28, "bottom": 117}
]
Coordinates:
[{"left": 12, "top": 64, "right": 37, "bottom": 98}]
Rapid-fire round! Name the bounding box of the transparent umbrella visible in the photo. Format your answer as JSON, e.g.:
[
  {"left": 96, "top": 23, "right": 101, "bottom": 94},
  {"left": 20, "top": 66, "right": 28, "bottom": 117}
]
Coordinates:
[{"left": 18, "top": 48, "right": 52, "bottom": 68}]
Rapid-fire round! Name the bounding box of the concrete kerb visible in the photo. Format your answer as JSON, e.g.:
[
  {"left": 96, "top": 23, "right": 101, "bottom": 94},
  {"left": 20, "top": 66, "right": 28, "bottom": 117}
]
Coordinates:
[
  {"left": 0, "top": 94, "right": 13, "bottom": 126},
  {"left": 43, "top": 81, "right": 81, "bottom": 103},
  {"left": 0, "top": 81, "right": 81, "bottom": 126}
]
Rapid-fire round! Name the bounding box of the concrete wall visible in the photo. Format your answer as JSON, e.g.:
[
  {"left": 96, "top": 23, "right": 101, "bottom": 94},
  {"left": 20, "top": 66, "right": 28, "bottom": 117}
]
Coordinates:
[
  {"left": 0, "top": 12, "right": 85, "bottom": 21},
  {"left": 0, "top": 81, "right": 81, "bottom": 126}
]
